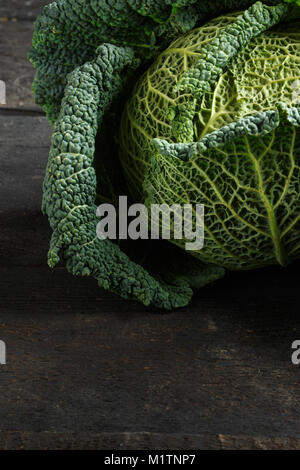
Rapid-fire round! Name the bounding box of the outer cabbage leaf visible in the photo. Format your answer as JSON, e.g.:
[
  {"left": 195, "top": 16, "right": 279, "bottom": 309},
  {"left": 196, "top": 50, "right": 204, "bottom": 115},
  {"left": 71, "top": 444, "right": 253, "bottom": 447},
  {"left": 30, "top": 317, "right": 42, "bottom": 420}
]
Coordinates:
[
  {"left": 42, "top": 43, "right": 224, "bottom": 309},
  {"left": 29, "top": 0, "right": 288, "bottom": 124}
]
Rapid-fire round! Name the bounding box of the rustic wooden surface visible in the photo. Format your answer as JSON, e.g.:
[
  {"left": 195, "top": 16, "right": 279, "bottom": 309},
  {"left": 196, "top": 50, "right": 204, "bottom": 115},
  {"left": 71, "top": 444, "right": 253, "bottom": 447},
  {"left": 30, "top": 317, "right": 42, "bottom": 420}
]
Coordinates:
[{"left": 0, "top": 0, "right": 300, "bottom": 451}]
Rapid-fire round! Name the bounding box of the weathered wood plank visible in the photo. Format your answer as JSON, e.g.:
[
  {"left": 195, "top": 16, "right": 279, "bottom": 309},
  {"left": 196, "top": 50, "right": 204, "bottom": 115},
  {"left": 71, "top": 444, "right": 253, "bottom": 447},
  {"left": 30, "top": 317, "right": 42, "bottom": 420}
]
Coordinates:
[
  {"left": 0, "top": 262, "right": 299, "bottom": 442},
  {"left": 0, "top": 112, "right": 51, "bottom": 145},
  {"left": 1, "top": 431, "right": 300, "bottom": 450},
  {"left": 0, "top": 431, "right": 220, "bottom": 450},
  {"left": 0, "top": 114, "right": 52, "bottom": 212},
  {"left": 0, "top": 114, "right": 51, "bottom": 267},
  {"left": 0, "top": 1, "right": 49, "bottom": 21},
  {"left": 0, "top": 20, "right": 38, "bottom": 110},
  {"left": 1, "top": 111, "right": 300, "bottom": 449}
]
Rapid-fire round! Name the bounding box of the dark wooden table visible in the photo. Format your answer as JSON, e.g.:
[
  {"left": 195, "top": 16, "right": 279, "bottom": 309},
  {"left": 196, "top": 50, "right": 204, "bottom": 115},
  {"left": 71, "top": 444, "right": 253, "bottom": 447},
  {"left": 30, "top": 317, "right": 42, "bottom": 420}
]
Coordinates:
[{"left": 0, "top": 0, "right": 300, "bottom": 450}]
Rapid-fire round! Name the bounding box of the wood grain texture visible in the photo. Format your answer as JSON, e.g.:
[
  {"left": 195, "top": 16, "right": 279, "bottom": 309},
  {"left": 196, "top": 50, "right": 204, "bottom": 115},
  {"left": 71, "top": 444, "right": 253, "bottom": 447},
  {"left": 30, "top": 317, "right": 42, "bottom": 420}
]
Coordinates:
[
  {"left": 0, "top": 21, "right": 38, "bottom": 110},
  {"left": 0, "top": 114, "right": 52, "bottom": 213},
  {"left": 0, "top": 1, "right": 49, "bottom": 20},
  {"left": 0, "top": 0, "right": 300, "bottom": 450},
  {"left": 0, "top": 262, "right": 300, "bottom": 443},
  {"left": 0, "top": 0, "right": 54, "bottom": 111},
  {"left": 1, "top": 432, "right": 300, "bottom": 450}
]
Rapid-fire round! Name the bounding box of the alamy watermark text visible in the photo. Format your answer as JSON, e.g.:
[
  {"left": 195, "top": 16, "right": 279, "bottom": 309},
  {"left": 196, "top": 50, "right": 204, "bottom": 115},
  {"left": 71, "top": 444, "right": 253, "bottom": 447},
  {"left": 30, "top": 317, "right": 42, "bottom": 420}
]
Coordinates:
[{"left": 96, "top": 196, "right": 204, "bottom": 251}]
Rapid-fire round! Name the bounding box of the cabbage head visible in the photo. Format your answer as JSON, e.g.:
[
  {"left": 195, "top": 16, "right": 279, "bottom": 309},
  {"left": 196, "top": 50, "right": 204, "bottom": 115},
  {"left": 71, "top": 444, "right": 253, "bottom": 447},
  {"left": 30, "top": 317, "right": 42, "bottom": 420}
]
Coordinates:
[{"left": 119, "top": 7, "right": 300, "bottom": 270}]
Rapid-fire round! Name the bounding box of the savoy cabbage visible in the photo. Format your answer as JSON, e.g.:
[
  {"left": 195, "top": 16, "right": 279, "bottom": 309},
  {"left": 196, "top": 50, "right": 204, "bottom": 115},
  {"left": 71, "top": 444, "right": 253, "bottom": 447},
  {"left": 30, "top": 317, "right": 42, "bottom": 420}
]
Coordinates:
[{"left": 29, "top": 0, "right": 300, "bottom": 308}]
